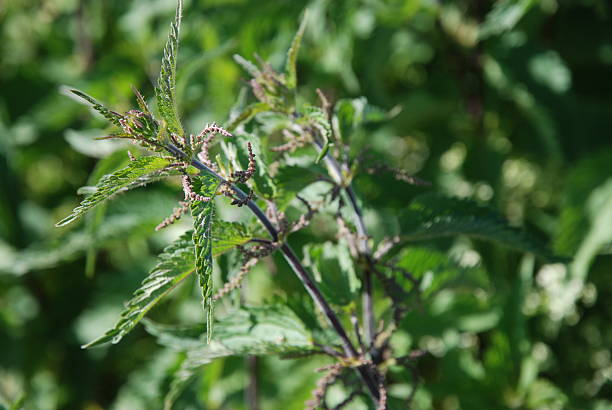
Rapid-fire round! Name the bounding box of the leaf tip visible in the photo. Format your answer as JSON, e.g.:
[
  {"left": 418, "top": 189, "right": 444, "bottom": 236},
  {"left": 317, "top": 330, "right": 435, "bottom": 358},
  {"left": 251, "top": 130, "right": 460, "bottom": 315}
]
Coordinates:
[{"left": 55, "top": 217, "right": 73, "bottom": 228}]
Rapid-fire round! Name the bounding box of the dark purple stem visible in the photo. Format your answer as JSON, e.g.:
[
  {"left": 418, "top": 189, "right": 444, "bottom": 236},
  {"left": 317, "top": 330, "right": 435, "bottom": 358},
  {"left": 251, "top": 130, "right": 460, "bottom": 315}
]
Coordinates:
[{"left": 165, "top": 143, "right": 380, "bottom": 403}]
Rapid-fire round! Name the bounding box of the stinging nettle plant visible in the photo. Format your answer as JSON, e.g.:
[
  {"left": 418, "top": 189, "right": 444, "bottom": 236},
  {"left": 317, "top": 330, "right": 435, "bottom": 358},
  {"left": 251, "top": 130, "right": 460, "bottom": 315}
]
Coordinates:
[{"left": 59, "top": 1, "right": 562, "bottom": 408}]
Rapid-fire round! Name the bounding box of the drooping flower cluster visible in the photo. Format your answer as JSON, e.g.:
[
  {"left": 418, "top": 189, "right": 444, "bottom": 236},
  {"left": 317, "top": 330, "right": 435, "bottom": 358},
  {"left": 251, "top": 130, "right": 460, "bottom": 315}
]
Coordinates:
[
  {"left": 194, "top": 123, "right": 232, "bottom": 170},
  {"left": 155, "top": 201, "right": 190, "bottom": 231},
  {"left": 230, "top": 142, "right": 256, "bottom": 183}
]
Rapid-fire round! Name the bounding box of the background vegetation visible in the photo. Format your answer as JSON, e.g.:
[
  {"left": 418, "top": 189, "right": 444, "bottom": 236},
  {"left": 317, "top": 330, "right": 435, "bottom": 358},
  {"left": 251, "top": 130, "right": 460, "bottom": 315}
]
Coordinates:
[{"left": 1, "top": 0, "right": 611, "bottom": 408}]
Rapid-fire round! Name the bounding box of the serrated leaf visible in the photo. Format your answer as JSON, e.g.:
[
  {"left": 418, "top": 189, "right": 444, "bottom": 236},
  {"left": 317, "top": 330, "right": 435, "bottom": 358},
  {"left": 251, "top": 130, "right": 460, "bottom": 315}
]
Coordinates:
[
  {"left": 190, "top": 175, "right": 220, "bottom": 343},
  {"left": 399, "top": 193, "right": 561, "bottom": 262},
  {"left": 83, "top": 232, "right": 195, "bottom": 348},
  {"left": 63, "top": 87, "right": 123, "bottom": 127},
  {"left": 56, "top": 156, "right": 172, "bottom": 227},
  {"left": 132, "top": 86, "right": 152, "bottom": 116},
  {"left": 155, "top": 0, "right": 184, "bottom": 136},
  {"left": 399, "top": 250, "right": 499, "bottom": 336},
  {"left": 285, "top": 10, "right": 308, "bottom": 90},
  {"left": 144, "top": 305, "right": 313, "bottom": 409},
  {"left": 211, "top": 221, "right": 252, "bottom": 256}
]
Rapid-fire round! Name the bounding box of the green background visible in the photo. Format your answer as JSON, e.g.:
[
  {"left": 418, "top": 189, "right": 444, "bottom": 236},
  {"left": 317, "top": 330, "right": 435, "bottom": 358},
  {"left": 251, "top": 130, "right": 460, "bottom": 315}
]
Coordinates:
[{"left": 1, "top": 0, "right": 611, "bottom": 408}]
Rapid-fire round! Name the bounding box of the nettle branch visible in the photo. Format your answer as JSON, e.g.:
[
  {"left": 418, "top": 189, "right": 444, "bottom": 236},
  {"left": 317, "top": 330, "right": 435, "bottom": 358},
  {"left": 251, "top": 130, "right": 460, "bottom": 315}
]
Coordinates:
[
  {"left": 59, "top": 1, "right": 385, "bottom": 406},
  {"left": 59, "top": 1, "right": 563, "bottom": 408},
  {"left": 166, "top": 131, "right": 383, "bottom": 403}
]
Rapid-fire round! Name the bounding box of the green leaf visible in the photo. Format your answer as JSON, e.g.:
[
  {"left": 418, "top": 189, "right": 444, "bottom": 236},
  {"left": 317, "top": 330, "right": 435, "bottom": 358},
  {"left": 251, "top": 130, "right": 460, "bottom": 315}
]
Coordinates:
[
  {"left": 479, "top": 0, "right": 536, "bottom": 39},
  {"left": 315, "top": 140, "right": 331, "bottom": 164},
  {"left": 63, "top": 87, "right": 123, "bottom": 127},
  {"left": 554, "top": 149, "right": 612, "bottom": 256},
  {"left": 155, "top": 0, "right": 184, "bottom": 136},
  {"left": 399, "top": 193, "right": 561, "bottom": 262},
  {"left": 211, "top": 221, "right": 252, "bottom": 257},
  {"left": 303, "top": 241, "right": 360, "bottom": 306},
  {"left": 146, "top": 305, "right": 312, "bottom": 352},
  {"left": 300, "top": 104, "right": 331, "bottom": 140},
  {"left": 190, "top": 175, "right": 220, "bottom": 343},
  {"left": 132, "top": 86, "right": 152, "bottom": 115},
  {"left": 396, "top": 247, "right": 488, "bottom": 299},
  {"left": 144, "top": 305, "right": 313, "bottom": 409},
  {"left": 274, "top": 164, "right": 322, "bottom": 209},
  {"left": 56, "top": 156, "right": 172, "bottom": 227},
  {"left": 525, "top": 379, "right": 568, "bottom": 409},
  {"left": 571, "top": 178, "right": 612, "bottom": 283},
  {"left": 285, "top": 10, "right": 308, "bottom": 90},
  {"left": 82, "top": 231, "right": 195, "bottom": 348},
  {"left": 334, "top": 98, "right": 359, "bottom": 141},
  {"left": 334, "top": 97, "right": 395, "bottom": 141},
  {"left": 233, "top": 54, "right": 261, "bottom": 78},
  {"left": 225, "top": 102, "right": 270, "bottom": 132}
]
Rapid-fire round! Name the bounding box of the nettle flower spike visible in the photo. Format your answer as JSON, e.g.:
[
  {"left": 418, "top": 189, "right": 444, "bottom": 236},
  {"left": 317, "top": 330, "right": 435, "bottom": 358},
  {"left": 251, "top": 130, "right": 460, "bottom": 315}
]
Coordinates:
[
  {"left": 271, "top": 129, "right": 309, "bottom": 153},
  {"left": 213, "top": 257, "right": 258, "bottom": 301},
  {"left": 231, "top": 142, "right": 256, "bottom": 184},
  {"left": 195, "top": 123, "right": 233, "bottom": 143},
  {"left": 194, "top": 123, "right": 232, "bottom": 169},
  {"left": 182, "top": 174, "right": 212, "bottom": 202},
  {"left": 155, "top": 201, "right": 190, "bottom": 231}
]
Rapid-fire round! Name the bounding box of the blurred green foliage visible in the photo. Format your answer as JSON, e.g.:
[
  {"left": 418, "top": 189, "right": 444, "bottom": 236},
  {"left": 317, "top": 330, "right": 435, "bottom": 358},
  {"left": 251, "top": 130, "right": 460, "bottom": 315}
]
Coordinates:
[{"left": 1, "top": 0, "right": 612, "bottom": 408}]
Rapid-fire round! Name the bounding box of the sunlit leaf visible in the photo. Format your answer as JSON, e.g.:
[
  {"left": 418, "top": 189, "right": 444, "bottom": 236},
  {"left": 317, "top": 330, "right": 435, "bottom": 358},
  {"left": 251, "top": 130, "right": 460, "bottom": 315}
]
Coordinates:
[
  {"left": 83, "top": 231, "right": 195, "bottom": 348},
  {"left": 62, "top": 87, "right": 123, "bottom": 127},
  {"left": 479, "top": 0, "right": 536, "bottom": 39},
  {"left": 56, "top": 156, "right": 172, "bottom": 227},
  {"left": 155, "top": 0, "right": 184, "bottom": 136},
  {"left": 233, "top": 54, "right": 261, "bottom": 78},
  {"left": 144, "top": 305, "right": 313, "bottom": 409},
  {"left": 190, "top": 175, "right": 219, "bottom": 342},
  {"left": 285, "top": 10, "right": 308, "bottom": 90},
  {"left": 211, "top": 221, "right": 252, "bottom": 257}
]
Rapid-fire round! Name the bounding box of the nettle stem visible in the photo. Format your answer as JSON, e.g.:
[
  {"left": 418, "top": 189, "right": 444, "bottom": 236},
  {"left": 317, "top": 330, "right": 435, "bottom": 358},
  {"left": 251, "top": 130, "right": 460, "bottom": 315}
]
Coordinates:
[
  {"left": 165, "top": 143, "right": 381, "bottom": 403},
  {"left": 318, "top": 143, "right": 377, "bottom": 350}
]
